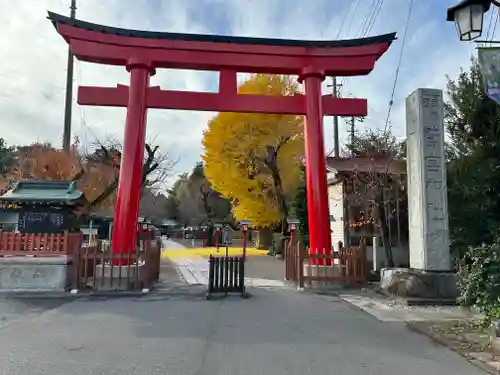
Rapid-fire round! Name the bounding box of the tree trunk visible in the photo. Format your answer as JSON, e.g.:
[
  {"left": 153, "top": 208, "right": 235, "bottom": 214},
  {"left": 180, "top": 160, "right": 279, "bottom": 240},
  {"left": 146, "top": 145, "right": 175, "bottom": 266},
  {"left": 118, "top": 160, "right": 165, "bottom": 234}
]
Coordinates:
[
  {"left": 206, "top": 225, "right": 215, "bottom": 247},
  {"left": 270, "top": 170, "right": 288, "bottom": 233},
  {"left": 265, "top": 145, "right": 289, "bottom": 234},
  {"left": 256, "top": 227, "right": 273, "bottom": 250},
  {"left": 377, "top": 200, "right": 394, "bottom": 267}
]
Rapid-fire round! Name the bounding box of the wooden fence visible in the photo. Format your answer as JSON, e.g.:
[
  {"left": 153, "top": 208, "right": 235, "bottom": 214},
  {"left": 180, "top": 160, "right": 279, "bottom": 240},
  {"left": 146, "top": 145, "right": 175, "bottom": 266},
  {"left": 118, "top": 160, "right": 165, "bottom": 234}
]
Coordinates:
[
  {"left": 285, "top": 240, "right": 367, "bottom": 289},
  {"left": 0, "top": 230, "right": 162, "bottom": 292},
  {"left": 0, "top": 230, "right": 82, "bottom": 256},
  {"left": 206, "top": 255, "right": 247, "bottom": 299},
  {"left": 71, "top": 238, "right": 162, "bottom": 291}
]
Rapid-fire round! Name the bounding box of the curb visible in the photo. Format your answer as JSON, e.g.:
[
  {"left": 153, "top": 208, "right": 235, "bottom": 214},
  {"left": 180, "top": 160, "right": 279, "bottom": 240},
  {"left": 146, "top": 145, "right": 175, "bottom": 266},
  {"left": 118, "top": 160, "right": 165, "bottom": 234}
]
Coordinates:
[
  {"left": 0, "top": 289, "right": 151, "bottom": 300},
  {"left": 0, "top": 285, "right": 211, "bottom": 300},
  {"left": 0, "top": 292, "right": 82, "bottom": 300},
  {"left": 376, "top": 288, "right": 458, "bottom": 306}
]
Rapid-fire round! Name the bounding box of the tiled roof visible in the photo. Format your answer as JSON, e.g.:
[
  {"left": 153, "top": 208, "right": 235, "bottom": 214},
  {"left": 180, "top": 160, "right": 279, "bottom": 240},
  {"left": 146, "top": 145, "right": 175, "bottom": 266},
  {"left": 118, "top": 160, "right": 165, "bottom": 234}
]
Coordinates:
[
  {"left": 0, "top": 180, "right": 85, "bottom": 205},
  {"left": 326, "top": 157, "right": 405, "bottom": 175},
  {"left": 47, "top": 12, "right": 396, "bottom": 49}
]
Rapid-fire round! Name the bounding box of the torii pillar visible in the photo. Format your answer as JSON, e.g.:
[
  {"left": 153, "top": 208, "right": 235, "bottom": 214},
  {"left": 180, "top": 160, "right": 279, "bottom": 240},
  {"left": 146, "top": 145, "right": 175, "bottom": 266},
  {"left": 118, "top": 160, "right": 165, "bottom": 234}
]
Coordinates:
[
  {"left": 112, "top": 58, "right": 155, "bottom": 264},
  {"left": 299, "top": 68, "right": 331, "bottom": 258}
]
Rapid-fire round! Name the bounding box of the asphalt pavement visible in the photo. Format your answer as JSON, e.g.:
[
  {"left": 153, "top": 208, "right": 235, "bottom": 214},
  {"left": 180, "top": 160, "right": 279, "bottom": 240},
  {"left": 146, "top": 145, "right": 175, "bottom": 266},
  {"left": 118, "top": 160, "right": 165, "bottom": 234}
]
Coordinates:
[
  {"left": 0, "top": 296, "right": 67, "bottom": 330},
  {"left": 0, "top": 287, "right": 485, "bottom": 374}
]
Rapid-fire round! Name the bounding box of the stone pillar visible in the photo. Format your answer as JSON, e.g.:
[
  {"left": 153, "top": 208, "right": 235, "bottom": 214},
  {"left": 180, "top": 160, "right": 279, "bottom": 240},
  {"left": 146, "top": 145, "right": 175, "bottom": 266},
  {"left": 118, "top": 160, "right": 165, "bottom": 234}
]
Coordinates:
[
  {"left": 372, "top": 237, "right": 379, "bottom": 272},
  {"left": 405, "top": 88, "right": 450, "bottom": 271},
  {"left": 379, "top": 88, "right": 457, "bottom": 302}
]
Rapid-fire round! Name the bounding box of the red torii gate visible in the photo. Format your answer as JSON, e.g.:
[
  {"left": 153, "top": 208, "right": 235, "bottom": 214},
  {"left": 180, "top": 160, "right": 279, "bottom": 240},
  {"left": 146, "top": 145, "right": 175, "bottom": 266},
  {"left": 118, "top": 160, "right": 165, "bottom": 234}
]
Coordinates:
[{"left": 48, "top": 12, "right": 395, "bottom": 265}]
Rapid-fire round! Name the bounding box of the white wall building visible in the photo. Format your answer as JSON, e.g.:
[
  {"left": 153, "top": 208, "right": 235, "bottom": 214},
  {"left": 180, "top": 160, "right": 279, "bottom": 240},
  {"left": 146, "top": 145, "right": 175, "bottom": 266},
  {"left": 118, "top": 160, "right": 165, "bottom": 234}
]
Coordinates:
[{"left": 326, "top": 157, "right": 409, "bottom": 270}]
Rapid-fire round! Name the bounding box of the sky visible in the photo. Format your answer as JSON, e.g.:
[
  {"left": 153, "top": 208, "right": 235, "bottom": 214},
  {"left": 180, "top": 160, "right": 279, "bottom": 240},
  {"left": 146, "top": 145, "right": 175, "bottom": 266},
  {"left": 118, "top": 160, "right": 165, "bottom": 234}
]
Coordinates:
[{"left": 0, "top": 0, "right": 491, "bottom": 186}]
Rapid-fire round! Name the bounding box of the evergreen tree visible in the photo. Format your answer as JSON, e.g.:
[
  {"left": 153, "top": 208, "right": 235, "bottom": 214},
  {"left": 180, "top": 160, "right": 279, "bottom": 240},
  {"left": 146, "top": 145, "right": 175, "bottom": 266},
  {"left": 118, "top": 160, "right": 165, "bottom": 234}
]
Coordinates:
[{"left": 444, "top": 57, "right": 500, "bottom": 256}]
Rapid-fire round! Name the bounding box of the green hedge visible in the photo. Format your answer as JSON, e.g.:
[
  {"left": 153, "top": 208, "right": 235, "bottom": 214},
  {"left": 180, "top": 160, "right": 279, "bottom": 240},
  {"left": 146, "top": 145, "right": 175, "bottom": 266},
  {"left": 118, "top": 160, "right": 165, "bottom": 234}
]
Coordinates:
[{"left": 458, "top": 242, "right": 500, "bottom": 324}]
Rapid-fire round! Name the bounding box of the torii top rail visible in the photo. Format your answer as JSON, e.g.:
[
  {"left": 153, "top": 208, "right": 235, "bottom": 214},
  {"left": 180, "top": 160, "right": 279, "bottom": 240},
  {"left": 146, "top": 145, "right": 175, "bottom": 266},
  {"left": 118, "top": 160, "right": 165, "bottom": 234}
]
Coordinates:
[{"left": 48, "top": 12, "right": 395, "bottom": 116}]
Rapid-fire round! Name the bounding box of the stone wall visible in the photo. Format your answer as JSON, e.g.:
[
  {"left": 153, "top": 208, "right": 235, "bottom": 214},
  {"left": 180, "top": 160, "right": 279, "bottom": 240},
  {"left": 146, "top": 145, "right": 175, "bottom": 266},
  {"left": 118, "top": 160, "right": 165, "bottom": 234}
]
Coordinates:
[{"left": 0, "top": 256, "right": 71, "bottom": 292}]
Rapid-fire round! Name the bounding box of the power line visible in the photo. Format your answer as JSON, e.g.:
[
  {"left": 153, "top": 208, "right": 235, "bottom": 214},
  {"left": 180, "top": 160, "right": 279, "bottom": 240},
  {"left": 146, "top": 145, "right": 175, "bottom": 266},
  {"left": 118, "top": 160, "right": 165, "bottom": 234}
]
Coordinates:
[
  {"left": 326, "top": 0, "right": 366, "bottom": 157},
  {"left": 343, "top": 91, "right": 393, "bottom": 125},
  {"left": 341, "top": 0, "right": 385, "bottom": 87},
  {"left": 363, "top": 0, "right": 384, "bottom": 37},
  {"left": 74, "top": 59, "right": 101, "bottom": 151},
  {"left": 355, "top": 0, "right": 378, "bottom": 37},
  {"left": 74, "top": 60, "right": 88, "bottom": 150},
  {"left": 342, "top": 0, "right": 362, "bottom": 39},
  {"left": 336, "top": 1, "right": 353, "bottom": 39},
  {"left": 383, "top": 0, "right": 414, "bottom": 133},
  {"left": 359, "top": 0, "right": 382, "bottom": 37}
]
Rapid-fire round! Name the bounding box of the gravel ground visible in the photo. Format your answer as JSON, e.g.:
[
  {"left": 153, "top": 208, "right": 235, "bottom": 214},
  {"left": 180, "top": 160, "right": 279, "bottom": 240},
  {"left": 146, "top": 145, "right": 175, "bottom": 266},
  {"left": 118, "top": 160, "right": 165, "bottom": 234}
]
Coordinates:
[{"left": 408, "top": 320, "right": 500, "bottom": 374}]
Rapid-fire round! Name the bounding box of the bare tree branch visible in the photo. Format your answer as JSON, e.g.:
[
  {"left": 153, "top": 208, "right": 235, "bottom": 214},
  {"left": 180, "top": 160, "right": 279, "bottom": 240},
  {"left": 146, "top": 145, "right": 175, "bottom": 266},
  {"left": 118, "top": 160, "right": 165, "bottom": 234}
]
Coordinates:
[{"left": 72, "top": 137, "right": 177, "bottom": 216}]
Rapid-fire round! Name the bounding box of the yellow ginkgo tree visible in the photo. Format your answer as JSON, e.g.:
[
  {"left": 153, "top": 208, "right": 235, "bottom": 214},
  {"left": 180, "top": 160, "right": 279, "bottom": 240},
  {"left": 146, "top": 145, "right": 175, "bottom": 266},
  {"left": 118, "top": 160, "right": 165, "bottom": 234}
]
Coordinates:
[{"left": 202, "top": 74, "right": 304, "bottom": 233}]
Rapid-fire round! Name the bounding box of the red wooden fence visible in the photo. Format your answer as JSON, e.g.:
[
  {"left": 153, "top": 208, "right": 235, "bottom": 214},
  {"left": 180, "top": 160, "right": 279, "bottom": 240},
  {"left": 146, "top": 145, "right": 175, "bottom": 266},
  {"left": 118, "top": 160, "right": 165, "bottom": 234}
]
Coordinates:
[
  {"left": 0, "top": 231, "right": 82, "bottom": 256},
  {"left": 0, "top": 230, "right": 162, "bottom": 292},
  {"left": 285, "top": 240, "right": 367, "bottom": 288},
  {"left": 71, "top": 237, "right": 161, "bottom": 291}
]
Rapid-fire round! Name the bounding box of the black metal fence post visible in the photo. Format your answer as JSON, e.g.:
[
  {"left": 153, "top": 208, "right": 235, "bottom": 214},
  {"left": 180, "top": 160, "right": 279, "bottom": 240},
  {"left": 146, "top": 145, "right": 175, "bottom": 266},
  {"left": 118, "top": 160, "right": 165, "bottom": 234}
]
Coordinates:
[
  {"left": 208, "top": 255, "right": 215, "bottom": 296},
  {"left": 206, "top": 255, "right": 248, "bottom": 299}
]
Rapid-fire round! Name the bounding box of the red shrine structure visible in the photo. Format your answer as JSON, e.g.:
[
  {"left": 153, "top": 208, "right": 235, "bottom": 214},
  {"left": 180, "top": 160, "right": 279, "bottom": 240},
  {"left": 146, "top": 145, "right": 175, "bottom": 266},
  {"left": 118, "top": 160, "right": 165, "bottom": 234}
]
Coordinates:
[{"left": 48, "top": 12, "right": 395, "bottom": 266}]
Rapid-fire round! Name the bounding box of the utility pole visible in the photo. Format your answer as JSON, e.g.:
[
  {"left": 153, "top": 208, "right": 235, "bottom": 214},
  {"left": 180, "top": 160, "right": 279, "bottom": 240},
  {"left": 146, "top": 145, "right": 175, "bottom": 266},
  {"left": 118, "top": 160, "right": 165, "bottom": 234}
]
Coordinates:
[
  {"left": 350, "top": 116, "right": 355, "bottom": 158},
  {"left": 332, "top": 77, "right": 340, "bottom": 158},
  {"left": 327, "top": 77, "right": 341, "bottom": 158},
  {"left": 62, "top": 0, "right": 77, "bottom": 153}
]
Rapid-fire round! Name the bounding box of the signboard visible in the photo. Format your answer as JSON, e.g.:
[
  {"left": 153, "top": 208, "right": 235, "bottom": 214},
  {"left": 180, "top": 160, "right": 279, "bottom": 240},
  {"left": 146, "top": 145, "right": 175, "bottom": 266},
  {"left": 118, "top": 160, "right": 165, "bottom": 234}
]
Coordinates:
[
  {"left": 239, "top": 220, "right": 251, "bottom": 231},
  {"left": 222, "top": 225, "right": 232, "bottom": 244},
  {"left": 81, "top": 228, "right": 98, "bottom": 235},
  {"left": 478, "top": 47, "right": 500, "bottom": 104},
  {"left": 18, "top": 209, "right": 70, "bottom": 233}
]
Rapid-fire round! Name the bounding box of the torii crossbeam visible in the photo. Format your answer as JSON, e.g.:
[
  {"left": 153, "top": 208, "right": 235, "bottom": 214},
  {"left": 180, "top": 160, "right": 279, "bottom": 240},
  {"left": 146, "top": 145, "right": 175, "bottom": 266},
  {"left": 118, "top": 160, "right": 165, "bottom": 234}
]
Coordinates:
[{"left": 48, "top": 11, "right": 395, "bottom": 266}]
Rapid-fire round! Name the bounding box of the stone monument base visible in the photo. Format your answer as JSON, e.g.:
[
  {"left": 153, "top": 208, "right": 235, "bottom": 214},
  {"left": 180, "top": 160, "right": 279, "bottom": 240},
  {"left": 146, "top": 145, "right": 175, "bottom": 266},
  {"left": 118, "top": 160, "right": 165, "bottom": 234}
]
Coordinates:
[
  {"left": 303, "top": 264, "right": 343, "bottom": 290},
  {"left": 93, "top": 263, "right": 146, "bottom": 291},
  {"left": 0, "top": 256, "right": 72, "bottom": 292},
  {"left": 379, "top": 267, "right": 458, "bottom": 304}
]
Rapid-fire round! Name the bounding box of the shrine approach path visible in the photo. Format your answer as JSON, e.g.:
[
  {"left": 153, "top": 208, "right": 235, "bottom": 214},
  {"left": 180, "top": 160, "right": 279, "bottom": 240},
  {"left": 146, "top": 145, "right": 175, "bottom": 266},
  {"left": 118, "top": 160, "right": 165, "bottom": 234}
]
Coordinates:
[{"left": 0, "top": 287, "right": 485, "bottom": 374}]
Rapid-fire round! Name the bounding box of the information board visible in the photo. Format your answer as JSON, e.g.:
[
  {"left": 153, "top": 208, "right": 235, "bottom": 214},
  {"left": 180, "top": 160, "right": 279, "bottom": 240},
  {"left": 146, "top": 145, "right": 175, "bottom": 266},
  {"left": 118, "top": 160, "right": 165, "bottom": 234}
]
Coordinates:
[{"left": 18, "top": 209, "right": 70, "bottom": 233}]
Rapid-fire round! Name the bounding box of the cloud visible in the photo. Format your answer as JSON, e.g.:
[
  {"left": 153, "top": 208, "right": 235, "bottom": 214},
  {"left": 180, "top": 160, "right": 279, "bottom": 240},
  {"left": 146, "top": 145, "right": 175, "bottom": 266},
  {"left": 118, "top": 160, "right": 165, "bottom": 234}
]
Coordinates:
[{"left": 0, "top": 0, "right": 486, "bottom": 183}]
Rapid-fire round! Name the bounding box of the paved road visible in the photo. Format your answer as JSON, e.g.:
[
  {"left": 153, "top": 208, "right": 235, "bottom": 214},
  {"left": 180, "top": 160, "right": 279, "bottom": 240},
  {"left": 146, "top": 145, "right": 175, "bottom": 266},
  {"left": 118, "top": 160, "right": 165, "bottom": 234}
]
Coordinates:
[
  {"left": 163, "top": 239, "right": 289, "bottom": 289},
  {"left": 0, "top": 288, "right": 485, "bottom": 374},
  {"left": 0, "top": 297, "right": 67, "bottom": 330},
  {"left": 162, "top": 238, "right": 187, "bottom": 250}
]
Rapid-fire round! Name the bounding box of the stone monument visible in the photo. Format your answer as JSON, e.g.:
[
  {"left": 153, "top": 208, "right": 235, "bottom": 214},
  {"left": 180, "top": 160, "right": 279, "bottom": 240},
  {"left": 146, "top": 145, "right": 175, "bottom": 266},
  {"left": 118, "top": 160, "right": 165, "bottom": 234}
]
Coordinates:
[{"left": 380, "top": 88, "right": 458, "bottom": 302}]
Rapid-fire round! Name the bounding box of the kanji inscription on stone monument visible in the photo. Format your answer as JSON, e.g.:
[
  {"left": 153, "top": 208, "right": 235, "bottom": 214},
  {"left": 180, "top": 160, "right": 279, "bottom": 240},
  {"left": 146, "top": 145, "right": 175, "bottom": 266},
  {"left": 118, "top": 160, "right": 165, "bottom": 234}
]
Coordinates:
[{"left": 406, "top": 88, "right": 451, "bottom": 271}]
